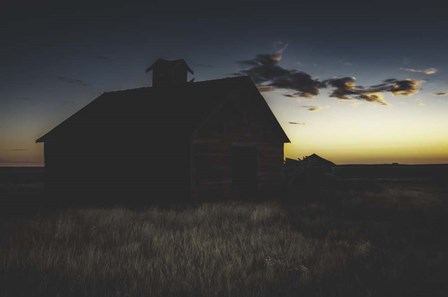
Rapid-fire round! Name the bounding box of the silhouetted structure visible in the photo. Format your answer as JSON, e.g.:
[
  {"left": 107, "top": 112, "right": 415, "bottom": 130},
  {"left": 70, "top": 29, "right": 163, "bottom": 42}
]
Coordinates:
[
  {"left": 301, "top": 154, "right": 335, "bottom": 168},
  {"left": 147, "top": 59, "right": 194, "bottom": 87},
  {"left": 286, "top": 154, "right": 335, "bottom": 185},
  {"left": 36, "top": 59, "right": 290, "bottom": 204}
]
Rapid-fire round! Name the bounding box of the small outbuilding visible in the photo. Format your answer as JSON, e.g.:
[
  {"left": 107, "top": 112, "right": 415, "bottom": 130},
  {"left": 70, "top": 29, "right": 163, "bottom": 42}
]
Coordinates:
[
  {"left": 285, "top": 154, "right": 335, "bottom": 185},
  {"left": 36, "top": 59, "right": 290, "bottom": 203}
]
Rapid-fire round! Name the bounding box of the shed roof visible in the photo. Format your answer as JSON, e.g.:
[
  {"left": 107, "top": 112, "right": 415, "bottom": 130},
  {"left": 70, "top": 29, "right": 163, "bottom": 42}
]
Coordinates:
[
  {"left": 302, "top": 154, "right": 335, "bottom": 167},
  {"left": 36, "top": 76, "right": 289, "bottom": 143}
]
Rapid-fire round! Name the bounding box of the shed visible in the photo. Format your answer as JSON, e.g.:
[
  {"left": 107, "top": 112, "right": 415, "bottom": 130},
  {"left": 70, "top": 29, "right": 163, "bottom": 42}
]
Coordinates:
[{"left": 286, "top": 154, "right": 335, "bottom": 185}]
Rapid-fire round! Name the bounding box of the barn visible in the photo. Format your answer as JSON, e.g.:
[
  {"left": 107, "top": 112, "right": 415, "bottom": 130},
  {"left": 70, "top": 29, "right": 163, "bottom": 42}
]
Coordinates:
[{"left": 36, "top": 59, "right": 290, "bottom": 203}]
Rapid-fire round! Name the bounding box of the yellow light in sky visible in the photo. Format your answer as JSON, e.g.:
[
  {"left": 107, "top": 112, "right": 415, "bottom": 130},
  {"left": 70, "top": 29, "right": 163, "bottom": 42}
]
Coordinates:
[
  {"left": 1, "top": 89, "right": 448, "bottom": 166},
  {"left": 265, "top": 91, "right": 448, "bottom": 164}
]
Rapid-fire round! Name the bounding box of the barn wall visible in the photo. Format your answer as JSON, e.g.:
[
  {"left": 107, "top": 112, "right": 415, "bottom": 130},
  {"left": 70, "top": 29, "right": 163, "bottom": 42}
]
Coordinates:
[
  {"left": 191, "top": 140, "right": 284, "bottom": 196},
  {"left": 44, "top": 137, "right": 191, "bottom": 204},
  {"left": 191, "top": 85, "right": 287, "bottom": 199},
  {"left": 191, "top": 119, "right": 286, "bottom": 200},
  {"left": 256, "top": 142, "right": 285, "bottom": 191},
  {"left": 191, "top": 139, "right": 232, "bottom": 199}
]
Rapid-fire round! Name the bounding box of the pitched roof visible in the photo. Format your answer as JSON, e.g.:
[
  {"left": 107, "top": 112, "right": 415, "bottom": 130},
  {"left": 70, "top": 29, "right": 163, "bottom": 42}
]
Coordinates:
[
  {"left": 36, "top": 76, "right": 289, "bottom": 143},
  {"left": 302, "top": 154, "right": 335, "bottom": 167}
]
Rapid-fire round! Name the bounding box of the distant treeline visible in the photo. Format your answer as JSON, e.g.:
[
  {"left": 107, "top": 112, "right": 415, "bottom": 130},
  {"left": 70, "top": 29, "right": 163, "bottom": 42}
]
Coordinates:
[
  {"left": 334, "top": 164, "right": 448, "bottom": 179},
  {"left": 1, "top": 164, "right": 448, "bottom": 183},
  {"left": 0, "top": 167, "right": 44, "bottom": 184}
]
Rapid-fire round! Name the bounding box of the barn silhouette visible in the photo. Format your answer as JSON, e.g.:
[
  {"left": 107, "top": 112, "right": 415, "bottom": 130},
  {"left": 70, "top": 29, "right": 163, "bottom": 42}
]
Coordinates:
[{"left": 36, "top": 59, "right": 290, "bottom": 204}]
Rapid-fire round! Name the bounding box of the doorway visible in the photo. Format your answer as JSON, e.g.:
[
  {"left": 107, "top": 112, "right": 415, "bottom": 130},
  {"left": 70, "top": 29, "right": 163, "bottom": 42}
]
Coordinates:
[{"left": 231, "top": 145, "right": 257, "bottom": 195}]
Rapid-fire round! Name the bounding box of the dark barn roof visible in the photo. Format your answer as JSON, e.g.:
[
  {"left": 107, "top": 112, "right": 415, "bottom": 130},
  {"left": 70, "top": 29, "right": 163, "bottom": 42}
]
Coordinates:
[{"left": 36, "top": 76, "right": 289, "bottom": 143}]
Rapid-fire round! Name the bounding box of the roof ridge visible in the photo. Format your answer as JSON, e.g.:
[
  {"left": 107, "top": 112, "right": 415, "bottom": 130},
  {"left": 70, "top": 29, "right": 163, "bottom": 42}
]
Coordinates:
[{"left": 106, "top": 76, "right": 251, "bottom": 94}]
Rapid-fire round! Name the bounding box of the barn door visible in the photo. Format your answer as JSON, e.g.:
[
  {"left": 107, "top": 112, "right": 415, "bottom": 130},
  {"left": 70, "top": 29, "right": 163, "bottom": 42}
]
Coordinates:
[{"left": 231, "top": 145, "right": 257, "bottom": 196}]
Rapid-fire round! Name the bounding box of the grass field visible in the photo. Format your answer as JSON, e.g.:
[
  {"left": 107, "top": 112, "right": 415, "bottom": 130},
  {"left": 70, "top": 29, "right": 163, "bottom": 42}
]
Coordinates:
[{"left": 1, "top": 178, "right": 447, "bottom": 297}]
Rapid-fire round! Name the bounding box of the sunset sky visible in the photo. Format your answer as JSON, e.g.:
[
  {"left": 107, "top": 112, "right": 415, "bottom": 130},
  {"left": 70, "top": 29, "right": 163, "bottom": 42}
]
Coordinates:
[{"left": 1, "top": 0, "right": 448, "bottom": 166}]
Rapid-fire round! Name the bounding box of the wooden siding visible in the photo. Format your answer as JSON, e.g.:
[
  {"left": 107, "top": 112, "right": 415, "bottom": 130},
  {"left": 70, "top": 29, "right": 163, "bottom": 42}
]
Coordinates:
[{"left": 191, "top": 85, "right": 286, "bottom": 198}]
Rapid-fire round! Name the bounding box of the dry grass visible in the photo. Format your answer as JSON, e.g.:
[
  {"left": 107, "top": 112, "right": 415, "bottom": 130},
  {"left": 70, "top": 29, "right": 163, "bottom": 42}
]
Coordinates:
[{"left": 1, "top": 183, "right": 447, "bottom": 297}]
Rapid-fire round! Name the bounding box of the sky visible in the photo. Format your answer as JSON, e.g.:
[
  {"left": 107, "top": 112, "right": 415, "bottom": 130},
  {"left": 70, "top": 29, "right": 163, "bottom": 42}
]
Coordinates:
[{"left": 1, "top": 0, "right": 448, "bottom": 166}]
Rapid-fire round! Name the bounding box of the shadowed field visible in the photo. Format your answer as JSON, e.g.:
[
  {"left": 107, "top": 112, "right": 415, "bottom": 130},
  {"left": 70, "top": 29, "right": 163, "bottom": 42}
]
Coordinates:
[{"left": 1, "top": 178, "right": 447, "bottom": 297}]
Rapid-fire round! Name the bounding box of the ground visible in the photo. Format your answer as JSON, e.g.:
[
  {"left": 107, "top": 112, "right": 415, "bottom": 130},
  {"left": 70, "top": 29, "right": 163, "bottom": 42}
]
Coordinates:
[{"left": 0, "top": 168, "right": 447, "bottom": 297}]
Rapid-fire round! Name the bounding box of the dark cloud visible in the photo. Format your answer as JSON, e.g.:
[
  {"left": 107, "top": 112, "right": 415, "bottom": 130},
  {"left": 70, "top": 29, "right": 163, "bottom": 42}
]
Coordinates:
[
  {"left": 324, "top": 77, "right": 357, "bottom": 99},
  {"left": 288, "top": 121, "right": 306, "bottom": 125},
  {"left": 271, "top": 72, "right": 322, "bottom": 98},
  {"left": 237, "top": 54, "right": 292, "bottom": 83},
  {"left": 237, "top": 51, "right": 423, "bottom": 105},
  {"left": 323, "top": 77, "right": 423, "bottom": 105},
  {"left": 301, "top": 105, "right": 321, "bottom": 112},
  {"left": 237, "top": 53, "right": 322, "bottom": 98},
  {"left": 434, "top": 92, "right": 448, "bottom": 96},
  {"left": 283, "top": 94, "right": 300, "bottom": 98},
  {"left": 356, "top": 93, "right": 386, "bottom": 105},
  {"left": 57, "top": 76, "right": 88, "bottom": 86},
  {"left": 387, "top": 79, "right": 423, "bottom": 96},
  {"left": 324, "top": 77, "right": 387, "bottom": 105}
]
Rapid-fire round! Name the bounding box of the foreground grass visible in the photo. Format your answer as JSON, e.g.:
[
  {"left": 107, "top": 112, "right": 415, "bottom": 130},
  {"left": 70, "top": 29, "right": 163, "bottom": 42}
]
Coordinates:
[{"left": 1, "top": 184, "right": 447, "bottom": 297}]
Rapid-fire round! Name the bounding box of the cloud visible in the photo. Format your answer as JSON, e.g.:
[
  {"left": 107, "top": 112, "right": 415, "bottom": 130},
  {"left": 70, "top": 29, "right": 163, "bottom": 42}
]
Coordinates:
[
  {"left": 324, "top": 77, "right": 357, "bottom": 99},
  {"left": 272, "top": 40, "right": 288, "bottom": 62},
  {"left": 271, "top": 72, "right": 322, "bottom": 98},
  {"left": 356, "top": 92, "right": 387, "bottom": 105},
  {"left": 400, "top": 67, "right": 437, "bottom": 75},
  {"left": 301, "top": 105, "right": 322, "bottom": 112},
  {"left": 323, "top": 77, "right": 423, "bottom": 105},
  {"left": 324, "top": 77, "right": 389, "bottom": 104},
  {"left": 417, "top": 101, "right": 427, "bottom": 106},
  {"left": 324, "top": 77, "right": 388, "bottom": 105},
  {"left": 237, "top": 48, "right": 423, "bottom": 105},
  {"left": 283, "top": 93, "right": 309, "bottom": 98},
  {"left": 387, "top": 79, "right": 423, "bottom": 96},
  {"left": 57, "top": 76, "right": 88, "bottom": 86},
  {"left": 237, "top": 53, "right": 322, "bottom": 98},
  {"left": 237, "top": 53, "right": 292, "bottom": 83},
  {"left": 288, "top": 121, "right": 306, "bottom": 125},
  {"left": 434, "top": 92, "right": 448, "bottom": 96}
]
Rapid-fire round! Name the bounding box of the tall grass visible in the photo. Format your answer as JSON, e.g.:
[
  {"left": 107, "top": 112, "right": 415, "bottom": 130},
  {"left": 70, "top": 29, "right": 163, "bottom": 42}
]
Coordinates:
[{"left": 1, "top": 187, "right": 447, "bottom": 296}]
